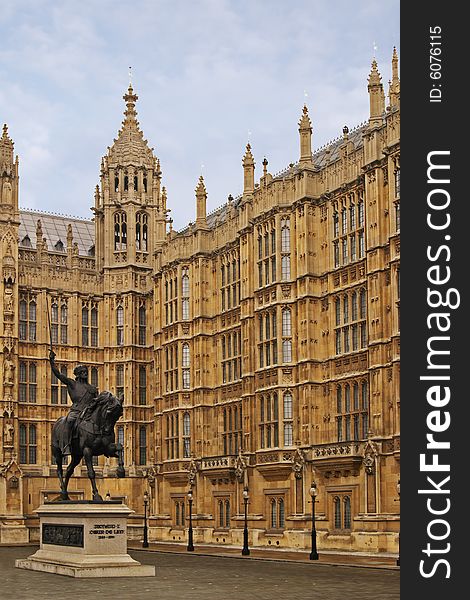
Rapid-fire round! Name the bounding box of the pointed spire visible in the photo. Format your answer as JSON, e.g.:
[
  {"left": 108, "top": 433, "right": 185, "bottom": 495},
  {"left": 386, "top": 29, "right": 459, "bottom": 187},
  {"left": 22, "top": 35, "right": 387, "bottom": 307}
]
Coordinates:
[
  {"left": 389, "top": 47, "right": 400, "bottom": 107},
  {"left": 242, "top": 143, "right": 255, "bottom": 196},
  {"left": 195, "top": 175, "right": 207, "bottom": 227},
  {"left": 298, "top": 105, "right": 313, "bottom": 164},
  {"left": 368, "top": 59, "right": 385, "bottom": 127},
  {"left": 0, "top": 123, "right": 14, "bottom": 165},
  {"left": 67, "top": 224, "right": 73, "bottom": 247},
  {"left": 262, "top": 157, "right": 268, "bottom": 177}
]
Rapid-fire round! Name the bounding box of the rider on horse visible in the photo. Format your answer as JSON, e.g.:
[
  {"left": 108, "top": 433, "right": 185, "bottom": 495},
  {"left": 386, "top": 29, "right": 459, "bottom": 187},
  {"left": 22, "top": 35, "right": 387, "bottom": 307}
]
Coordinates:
[{"left": 49, "top": 350, "right": 99, "bottom": 454}]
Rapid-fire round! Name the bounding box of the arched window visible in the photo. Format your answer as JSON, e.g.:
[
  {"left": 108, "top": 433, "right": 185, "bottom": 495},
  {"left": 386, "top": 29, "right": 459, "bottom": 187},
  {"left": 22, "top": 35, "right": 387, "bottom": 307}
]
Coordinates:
[
  {"left": 282, "top": 308, "right": 291, "bottom": 336},
  {"left": 281, "top": 255, "right": 291, "bottom": 280},
  {"left": 143, "top": 177, "right": 147, "bottom": 193},
  {"left": 283, "top": 392, "right": 293, "bottom": 446},
  {"left": 225, "top": 500, "right": 230, "bottom": 528},
  {"left": 54, "top": 239, "right": 65, "bottom": 252},
  {"left": 19, "top": 425, "right": 27, "bottom": 463},
  {"left": 134, "top": 175, "right": 138, "bottom": 191},
  {"left": 114, "top": 212, "right": 127, "bottom": 250},
  {"left": 344, "top": 496, "right": 351, "bottom": 529},
  {"left": 183, "top": 412, "right": 191, "bottom": 458},
  {"left": 115, "top": 176, "right": 119, "bottom": 192},
  {"left": 21, "top": 234, "right": 32, "bottom": 247},
  {"left": 333, "top": 212, "right": 339, "bottom": 238},
  {"left": 124, "top": 175, "right": 128, "bottom": 191},
  {"left": 139, "top": 427, "right": 147, "bottom": 465},
  {"left": 334, "top": 497, "right": 342, "bottom": 529},
  {"left": 29, "top": 301, "right": 36, "bottom": 341},
  {"left": 341, "top": 208, "right": 347, "bottom": 234},
  {"left": 117, "top": 306, "right": 124, "bottom": 345},
  {"left": 281, "top": 218, "right": 290, "bottom": 252},
  {"left": 182, "top": 267, "right": 189, "bottom": 320}
]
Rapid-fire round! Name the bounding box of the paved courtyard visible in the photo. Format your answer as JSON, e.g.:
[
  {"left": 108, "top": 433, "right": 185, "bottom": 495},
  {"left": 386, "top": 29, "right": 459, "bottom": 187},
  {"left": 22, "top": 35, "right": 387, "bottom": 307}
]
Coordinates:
[{"left": 2, "top": 546, "right": 399, "bottom": 600}]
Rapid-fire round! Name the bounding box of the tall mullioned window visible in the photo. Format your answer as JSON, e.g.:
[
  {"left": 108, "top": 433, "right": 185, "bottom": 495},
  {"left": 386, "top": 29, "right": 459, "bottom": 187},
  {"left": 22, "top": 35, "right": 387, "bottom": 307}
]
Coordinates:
[
  {"left": 336, "top": 380, "right": 369, "bottom": 442},
  {"left": 166, "top": 413, "right": 179, "bottom": 459},
  {"left": 222, "top": 403, "right": 242, "bottom": 454},
  {"left": 183, "top": 412, "right": 191, "bottom": 458},
  {"left": 182, "top": 267, "right": 190, "bottom": 320},
  {"left": 258, "top": 309, "right": 277, "bottom": 368},
  {"left": 139, "top": 366, "right": 147, "bottom": 405},
  {"left": 138, "top": 306, "right": 146, "bottom": 345},
  {"left": 334, "top": 288, "right": 367, "bottom": 355},
  {"left": 165, "top": 344, "right": 178, "bottom": 392},
  {"left": 19, "top": 424, "right": 37, "bottom": 464},
  {"left": 164, "top": 272, "right": 178, "bottom": 325},
  {"left": 282, "top": 307, "right": 293, "bottom": 363},
  {"left": 139, "top": 427, "right": 147, "bottom": 465},
  {"left": 19, "top": 362, "right": 37, "bottom": 403},
  {"left": 182, "top": 343, "right": 190, "bottom": 389},
  {"left": 19, "top": 296, "right": 36, "bottom": 341},
  {"left": 136, "top": 211, "right": 148, "bottom": 252},
  {"left": 116, "top": 364, "right": 124, "bottom": 399},
  {"left": 257, "top": 221, "right": 276, "bottom": 287},
  {"left": 270, "top": 497, "right": 285, "bottom": 530},
  {"left": 259, "top": 392, "right": 279, "bottom": 448},
  {"left": 221, "top": 252, "right": 240, "bottom": 311},
  {"left": 82, "top": 303, "right": 98, "bottom": 347},
  {"left": 222, "top": 330, "right": 241, "bottom": 383},
  {"left": 117, "top": 306, "right": 124, "bottom": 345},
  {"left": 283, "top": 392, "right": 293, "bottom": 446},
  {"left": 280, "top": 217, "right": 291, "bottom": 280},
  {"left": 332, "top": 191, "right": 365, "bottom": 268},
  {"left": 114, "top": 211, "right": 127, "bottom": 251},
  {"left": 333, "top": 494, "right": 352, "bottom": 530}
]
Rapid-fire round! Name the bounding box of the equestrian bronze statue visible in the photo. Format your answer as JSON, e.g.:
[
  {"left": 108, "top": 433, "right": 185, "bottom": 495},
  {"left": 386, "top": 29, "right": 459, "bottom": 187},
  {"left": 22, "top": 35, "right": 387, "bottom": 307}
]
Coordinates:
[{"left": 49, "top": 351, "right": 125, "bottom": 501}]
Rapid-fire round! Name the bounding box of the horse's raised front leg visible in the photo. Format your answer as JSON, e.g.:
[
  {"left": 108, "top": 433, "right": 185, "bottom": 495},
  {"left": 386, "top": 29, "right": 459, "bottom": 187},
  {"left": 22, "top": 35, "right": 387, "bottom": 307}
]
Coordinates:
[
  {"left": 53, "top": 446, "right": 69, "bottom": 500},
  {"left": 83, "top": 447, "right": 102, "bottom": 501}
]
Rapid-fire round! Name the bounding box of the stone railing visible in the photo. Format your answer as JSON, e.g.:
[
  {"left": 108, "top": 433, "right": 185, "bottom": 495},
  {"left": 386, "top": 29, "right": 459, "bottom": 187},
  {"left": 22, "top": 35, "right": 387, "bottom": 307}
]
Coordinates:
[{"left": 200, "top": 456, "right": 236, "bottom": 470}]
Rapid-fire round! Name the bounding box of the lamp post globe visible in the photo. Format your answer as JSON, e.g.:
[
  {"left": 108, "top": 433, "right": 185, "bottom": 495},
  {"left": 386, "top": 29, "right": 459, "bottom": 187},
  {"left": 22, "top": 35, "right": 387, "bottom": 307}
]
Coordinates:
[
  {"left": 242, "top": 487, "right": 250, "bottom": 556},
  {"left": 187, "top": 488, "right": 195, "bottom": 552},
  {"left": 142, "top": 490, "right": 149, "bottom": 548},
  {"left": 309, "top": 481, "right": 319, "bottom": 560}
]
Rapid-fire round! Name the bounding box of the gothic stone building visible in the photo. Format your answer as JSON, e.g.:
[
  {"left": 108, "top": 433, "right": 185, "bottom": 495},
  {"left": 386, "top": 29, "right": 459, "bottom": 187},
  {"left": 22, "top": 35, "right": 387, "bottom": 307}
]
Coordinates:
[{"left": 0, "top": 52, "right": 400, "bottom": 553}]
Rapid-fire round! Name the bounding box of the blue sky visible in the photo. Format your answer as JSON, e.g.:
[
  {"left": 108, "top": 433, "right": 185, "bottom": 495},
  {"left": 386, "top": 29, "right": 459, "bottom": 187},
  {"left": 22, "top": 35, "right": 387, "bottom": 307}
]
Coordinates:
[{"left": 0, "top": 0, "right": 399, "bottom": 231}]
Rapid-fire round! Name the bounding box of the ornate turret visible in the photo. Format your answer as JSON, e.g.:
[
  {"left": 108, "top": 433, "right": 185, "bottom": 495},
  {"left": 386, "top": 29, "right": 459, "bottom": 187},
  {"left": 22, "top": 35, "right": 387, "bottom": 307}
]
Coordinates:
[
  {"left": 388, "top": 47, "right": 400, "bottom": 108},
  {"left": 242, "top": 143, "right": 255, "bottom": 196},
  {"left": 298, "top": 105, "right": 313, "bottom": 164},
  {"left": 195, "top": 175, "right": 207, "bottom": 227},
  {"left": 368, "top": 60, "right": 385, "bottom": 127},
  {"left": 0, "top": 125, "right": 19, "bottom": 215},
  {"left": 95, "top": 84, "right": 167, "bottom": 271}
]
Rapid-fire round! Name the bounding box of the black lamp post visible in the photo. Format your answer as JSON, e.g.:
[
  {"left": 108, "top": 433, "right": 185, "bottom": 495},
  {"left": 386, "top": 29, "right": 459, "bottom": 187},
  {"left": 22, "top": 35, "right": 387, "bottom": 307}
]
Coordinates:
[
  {"left": 142, "top": 490, "right": 149, "bottom": 548},
  {"left": 396, "top": 479, "right": 400, "bottom": 567},
  {"left": 309, "top": 481, "right": 319, "bottom": 560},
  {"left": 242, "top": 487, "right": 250, "bottom": 556},
  {"left": 187, "top": 488, "right": 195, "bottom": 552}
]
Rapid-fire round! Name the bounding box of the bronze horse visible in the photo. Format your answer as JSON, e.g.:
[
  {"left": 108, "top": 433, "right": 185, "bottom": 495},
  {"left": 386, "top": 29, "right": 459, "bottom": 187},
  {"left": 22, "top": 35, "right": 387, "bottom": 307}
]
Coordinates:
[{"left": 51, "top": 391, "right": 125, "bottom": 501}]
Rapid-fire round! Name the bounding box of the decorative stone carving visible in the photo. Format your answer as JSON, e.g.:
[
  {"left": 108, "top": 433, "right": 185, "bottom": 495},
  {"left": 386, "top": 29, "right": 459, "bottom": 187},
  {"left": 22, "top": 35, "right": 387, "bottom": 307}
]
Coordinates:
[
  {"left": 234, "top": 450, "right": 248, "bottom": 485},
  {"left": 292, "top": 448, "right": 305, "bottom": 479},
  {"left": 187, "top": 457, "right": 199, "bottom": 487},
  {"left": 363, "top": 439, "right": 378, "bottom": 474}
]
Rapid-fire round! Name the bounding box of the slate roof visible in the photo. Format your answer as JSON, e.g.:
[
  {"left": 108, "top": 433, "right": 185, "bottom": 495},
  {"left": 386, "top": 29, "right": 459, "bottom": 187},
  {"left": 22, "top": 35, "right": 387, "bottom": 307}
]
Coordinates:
[{"left": 18, "top": 209, "right": 95, "bottom": 256}]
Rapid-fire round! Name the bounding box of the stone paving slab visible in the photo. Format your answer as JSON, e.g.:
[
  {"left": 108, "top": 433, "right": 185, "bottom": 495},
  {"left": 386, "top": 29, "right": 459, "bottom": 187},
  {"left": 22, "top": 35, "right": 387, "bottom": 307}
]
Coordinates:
[{"left": 2, "top": 546, "right": 399, "bottom": 600}]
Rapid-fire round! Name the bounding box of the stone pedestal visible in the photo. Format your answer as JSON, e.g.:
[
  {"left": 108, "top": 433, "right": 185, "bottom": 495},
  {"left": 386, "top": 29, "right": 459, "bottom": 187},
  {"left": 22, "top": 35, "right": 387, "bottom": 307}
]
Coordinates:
[{"left": 15, "top": 501, "right": 155, "bottom": 578}]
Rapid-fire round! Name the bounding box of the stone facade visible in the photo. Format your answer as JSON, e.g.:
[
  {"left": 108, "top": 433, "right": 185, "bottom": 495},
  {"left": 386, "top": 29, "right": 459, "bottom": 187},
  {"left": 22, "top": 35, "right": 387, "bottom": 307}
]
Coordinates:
[{"left": 1, "top": 51, "right": 400, "bottom": 553}]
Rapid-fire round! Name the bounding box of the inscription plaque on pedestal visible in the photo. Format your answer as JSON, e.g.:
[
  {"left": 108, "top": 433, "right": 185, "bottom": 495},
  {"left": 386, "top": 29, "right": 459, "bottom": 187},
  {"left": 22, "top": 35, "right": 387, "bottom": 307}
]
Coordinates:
[{"left": 15, "top": 502, "right": 155, "bottom": 578}]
